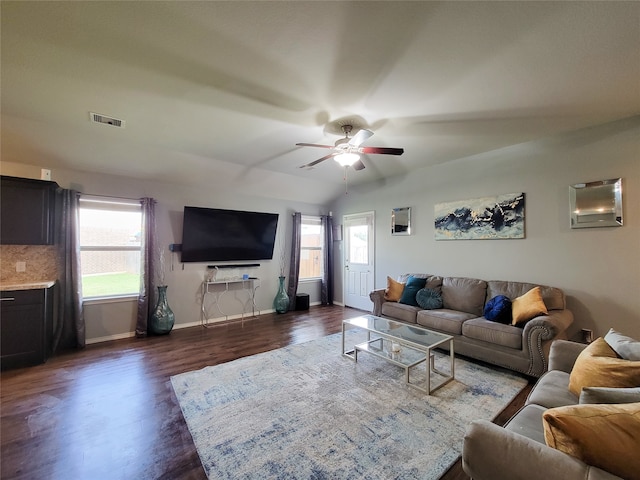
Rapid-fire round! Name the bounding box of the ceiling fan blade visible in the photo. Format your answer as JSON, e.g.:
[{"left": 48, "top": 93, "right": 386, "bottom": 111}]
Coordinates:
[
  {"left": 296, "top": 142, "right": 334, "bottom": 149},
  {"left": 359, "top": 146, "right": 404, "bottom": 155},
  {"left": 299, "top": 152, "right": 338, "bottom": 169},
  {"left": 349, "top": 129, "right": 374, "bottom": 147},
  {"left": 352, "top": 159, "right": 366, "bottom": 171}
]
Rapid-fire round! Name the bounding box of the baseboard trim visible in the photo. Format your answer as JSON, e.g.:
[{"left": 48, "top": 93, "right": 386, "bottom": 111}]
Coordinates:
[{"left": 86, "top": 302, "right": 342, "bottom": 344}]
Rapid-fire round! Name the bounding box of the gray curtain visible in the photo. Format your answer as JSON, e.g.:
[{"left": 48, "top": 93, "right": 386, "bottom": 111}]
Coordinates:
[
  {"left": 136, "top": 197, "right": 157, "bottom": 337},
  {"left": 286, "top": 212, "right": 302, "bottom": 311},
  {"left": 54, "top": 189, "right": 85, "bottom": 351},
  {"left": 321, "top": 215, "right": 334, "bottom": 305}
]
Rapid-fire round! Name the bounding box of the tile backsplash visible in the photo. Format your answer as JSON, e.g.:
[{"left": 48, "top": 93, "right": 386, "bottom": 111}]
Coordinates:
[{"left": 1, "top": 245, "right": 59, "bottom": 284}]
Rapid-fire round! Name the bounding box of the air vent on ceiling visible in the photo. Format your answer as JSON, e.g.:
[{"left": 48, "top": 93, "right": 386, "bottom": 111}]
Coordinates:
[{"left": 90, "top": 112, "right": 125, "bottom": 128}]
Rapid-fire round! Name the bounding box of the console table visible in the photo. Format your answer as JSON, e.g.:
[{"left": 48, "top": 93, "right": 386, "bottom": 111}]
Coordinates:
[{"left": 201, "top": 278, "right": 260, "bottom": 327}]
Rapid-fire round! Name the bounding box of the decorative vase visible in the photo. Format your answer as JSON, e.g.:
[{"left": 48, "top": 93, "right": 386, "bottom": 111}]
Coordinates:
[
  {"left": 151, "top": 285, "right": 175, "bottom": 335},
  {"left": 273, "top": 276, "right": 290, "bottom": 314}
]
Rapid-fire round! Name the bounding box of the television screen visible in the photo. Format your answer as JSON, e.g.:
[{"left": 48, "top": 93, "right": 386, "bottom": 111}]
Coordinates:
[{"left": 181, "top": 206, "right": 279, "bottom": 262}]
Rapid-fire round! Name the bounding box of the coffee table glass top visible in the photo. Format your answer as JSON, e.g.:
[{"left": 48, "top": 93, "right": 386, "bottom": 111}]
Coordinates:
[{"left": 343, "top": 314, "right": 452, "bottom": 349}]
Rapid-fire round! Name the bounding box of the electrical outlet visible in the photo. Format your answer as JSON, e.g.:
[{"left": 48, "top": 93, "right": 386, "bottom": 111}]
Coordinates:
[
  {"left": 40, "top": 169, "right": 51, "bottom": 181},
  {"left": 16, "top": 261, "right": 26, "bottom": 273}
]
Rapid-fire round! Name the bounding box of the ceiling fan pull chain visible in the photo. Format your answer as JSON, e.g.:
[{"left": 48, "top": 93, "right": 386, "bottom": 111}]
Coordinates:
[{"left": 344, "top": 166, "right": 349, "bottom": 195}]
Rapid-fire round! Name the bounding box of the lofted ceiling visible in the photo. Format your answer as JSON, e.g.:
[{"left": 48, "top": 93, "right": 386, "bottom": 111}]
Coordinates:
[{"left": 2, "top": 1, "right": 639, "bottom": 204}]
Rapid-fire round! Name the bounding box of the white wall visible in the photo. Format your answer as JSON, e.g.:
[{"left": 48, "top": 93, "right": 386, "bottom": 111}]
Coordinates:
[
  {"left": 329, "top": 116, "right": 640, "bottom": 340},
  {"left": 1, "top": 162, "right": 325, "bottom": 342},
  {"left": 3, "top": 116, "right": 638, "bottom": 343}
]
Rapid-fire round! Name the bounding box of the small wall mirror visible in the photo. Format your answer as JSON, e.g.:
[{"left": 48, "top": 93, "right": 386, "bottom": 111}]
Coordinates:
[
  {"left": 392, "top": 207, "right": 411, "bottom": 235},
  {"left": 570, "top": 178, "right": 623, "bottom": 229}
]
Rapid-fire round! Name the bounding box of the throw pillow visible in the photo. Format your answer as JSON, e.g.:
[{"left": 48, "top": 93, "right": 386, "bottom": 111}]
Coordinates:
[
  {"left": 604, "top": 328, "right": 640, "bottom": 360},
  {"left": 579, "top": 386, "right": 640, "bottom": 404},
  {"left": 384, "top": 276, "right": 405, "bottom": 302},
  {"left": 399, "top": 275, "right": 427, "bottom": 307},
  {"left": 415, "top": 288, "right": 443, "bottom": 310},
  {"left": 568, "top": 337, "right": 640, "bottom": 396},
  {"left": 543, "top": 402, "right": 640, "bottom": 480},
  {"left": 511, "top": 286, "right": 548, "bottom": 326},
  {"left": 483, "top": 295, "right": 512, "bottom": 323}
]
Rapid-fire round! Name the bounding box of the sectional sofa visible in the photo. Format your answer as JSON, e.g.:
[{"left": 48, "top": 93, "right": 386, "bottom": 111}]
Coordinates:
[
  {"left": 463, "top": 334, "right": 640, "bottom": 479},
  {"left": 369, "top": 274, "right": 574, "bottom": 377}
]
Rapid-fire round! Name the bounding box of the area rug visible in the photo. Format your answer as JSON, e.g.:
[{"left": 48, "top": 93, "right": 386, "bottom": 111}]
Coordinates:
[{"left": 171, "top": 330, "right": 528, "bottom": 480}]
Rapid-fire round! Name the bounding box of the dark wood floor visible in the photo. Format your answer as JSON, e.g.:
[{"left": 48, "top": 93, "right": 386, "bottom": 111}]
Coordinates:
[{"left": 1, "top": 305, "right": 532, "bottom": 480}]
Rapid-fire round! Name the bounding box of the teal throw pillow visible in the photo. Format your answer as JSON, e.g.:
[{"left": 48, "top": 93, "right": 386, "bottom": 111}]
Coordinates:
[
  {"left": 398, "top": 276, "right": 427, "bottom": 307},
  {"left": 415, "top": 288, "right": 443, "bottom": 310}
]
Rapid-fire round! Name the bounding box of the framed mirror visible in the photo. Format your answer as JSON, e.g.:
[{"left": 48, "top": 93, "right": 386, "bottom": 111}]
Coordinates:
[
  {"left": 392, "top": 207, "right": 411, "bottom": 235},
  {"left": 570, "top": 178, "right": 623, "bottom": 229}
]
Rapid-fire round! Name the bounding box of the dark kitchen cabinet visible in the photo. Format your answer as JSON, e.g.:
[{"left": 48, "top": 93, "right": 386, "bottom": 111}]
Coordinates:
[
  {"left": 0, "top": 285, "right": 55, "bottom": 370},
  {"left": 1, "top": 175, "right": 58, "bottom": 245}
]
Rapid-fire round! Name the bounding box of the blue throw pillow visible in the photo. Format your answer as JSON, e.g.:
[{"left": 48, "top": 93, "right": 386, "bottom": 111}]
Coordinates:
[
  {"left": 398, "top": 276, "right": 427, "bottom": 306},
  {"left": 484, "top": 295, "right": 512, "bottom": 323},
  {"left": 416, "top": 288, "right": 443, "bottom": 310}
]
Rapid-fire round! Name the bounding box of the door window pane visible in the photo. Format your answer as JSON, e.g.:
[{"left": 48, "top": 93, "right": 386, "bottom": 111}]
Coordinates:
[{"left": 348, "top": 225, "right": 368, "bottom": 264}]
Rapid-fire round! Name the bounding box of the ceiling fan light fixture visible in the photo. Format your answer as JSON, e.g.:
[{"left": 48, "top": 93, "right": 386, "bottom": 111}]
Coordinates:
[{"left": 334, "top": 152, "right": 360, "bottom": 167}]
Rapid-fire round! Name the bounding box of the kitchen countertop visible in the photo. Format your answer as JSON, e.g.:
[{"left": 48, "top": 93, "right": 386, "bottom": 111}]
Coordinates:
[{"left": 0, "top": 281, "right": 56, "bottom": 292}]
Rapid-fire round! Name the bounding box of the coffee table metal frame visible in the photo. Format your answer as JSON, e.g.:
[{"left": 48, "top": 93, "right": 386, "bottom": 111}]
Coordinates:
[{"left": 342, "top": 314, "right": 455, "bottom": 394}]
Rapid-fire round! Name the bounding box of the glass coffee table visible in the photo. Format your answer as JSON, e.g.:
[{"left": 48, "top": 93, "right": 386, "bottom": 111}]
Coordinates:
[{"left": 342, "top": 314, "right": 455, "bottom": 394}]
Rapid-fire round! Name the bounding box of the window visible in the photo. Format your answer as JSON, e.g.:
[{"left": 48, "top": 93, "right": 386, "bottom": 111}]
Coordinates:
[
  {"left": 79, "top": 196, "right": 143, "bottom": 299},
  {"left": 299, "top": 215, "right": 324, "bottom": 280}
]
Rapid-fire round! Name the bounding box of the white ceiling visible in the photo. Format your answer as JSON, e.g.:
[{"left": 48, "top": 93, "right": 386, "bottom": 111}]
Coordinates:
[{"left": 2, "top": 1, "right": 639, "bottom": 204}]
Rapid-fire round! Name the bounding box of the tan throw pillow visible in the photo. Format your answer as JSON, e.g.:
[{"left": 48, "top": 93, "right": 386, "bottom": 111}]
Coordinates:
[
  {"left": 384, "top": 276, "right": 405, "bottom": 302},
  {"left": 511, "top": 286, "right": 548, "bottom": 326},
  {"left": 543, "top": 402, "right": 640, "bottom": 480},
  {"left": 568, "top": 337, "right": 640, "bottom": 396}
]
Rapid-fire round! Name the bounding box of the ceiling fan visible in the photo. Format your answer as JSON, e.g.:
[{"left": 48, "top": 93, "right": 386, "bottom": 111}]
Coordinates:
[{"left": 297, "top": 125, "right": 404, "bottom": 171}]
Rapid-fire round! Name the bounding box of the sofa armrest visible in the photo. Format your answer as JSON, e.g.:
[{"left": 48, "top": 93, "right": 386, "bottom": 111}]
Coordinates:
[
  {"left": 548, "top": 339, "right": 588, "bottom": 373},
  {"left": 521, "top": 309, "right": 574, "bottom": 376},
  {"left": 462, "top": 420, "right": 620, "bottom": 480},
  {"left": 369, "top": 289, "right": 386, "bottom": 316}
]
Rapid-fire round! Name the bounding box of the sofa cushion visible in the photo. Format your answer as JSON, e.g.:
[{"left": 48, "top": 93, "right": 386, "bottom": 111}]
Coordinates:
[
  {"left": 504, "top": 404, "right": 547, "bottom": 445},
  {"left": 526, "top": 370, "right": 578, "bottom": 409},
  {"left": 604, "top": 328, "right": 640, "bottom": 360},
  {"left": 511, "top": 287, "right": 548, "bottom": 326},
  {"left": 416, "top": 288, "right": 443, "bottom": 310},
  {"left": 483, "top": 295, "right": 512, "bottom": 323},
  {"left": 487, "top": 280, "right": 566, "bottom": 311},
  {"left": 416, "top": 309, "right": 475, "bottom": 335},
  {"left": 381, "top": 301, "right": 420, "bottom": 324},
  {"left": 461, "top": 318, "right": 522, "bottom": 349},
  {"left": 384, "top": 276, "right": 405, "bottom": 301},
  {"left": 398, "top": 275, "right": 427, "bottom": 306},
  {"left": 568, "top": 337, "right": 640, "bottom": 396},
  {"left": 542, "top": 402, "right": 640, "bottom": 480},
  {"left": 579, "top": 386, "right": 640, "bottom": 404},
  {"left": 441, "top": 277, "right": 487, "bottom": 316}
]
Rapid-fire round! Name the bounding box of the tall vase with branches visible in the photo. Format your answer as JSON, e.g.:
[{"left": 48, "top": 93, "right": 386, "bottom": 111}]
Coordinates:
[
  {"left": 151, "top": 247, "right": 174, "bottom": 334},
  {"left": 273, "top": 236, "right": 289, "bottom": 313}
]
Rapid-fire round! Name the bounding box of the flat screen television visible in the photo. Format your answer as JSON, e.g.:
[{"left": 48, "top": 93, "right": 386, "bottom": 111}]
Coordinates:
[{"left": 181, "top": 206, "right": 279, "bottom": 262}]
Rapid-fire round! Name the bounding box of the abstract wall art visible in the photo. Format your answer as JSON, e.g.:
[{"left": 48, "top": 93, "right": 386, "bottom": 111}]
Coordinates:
[{"left": 434, "top": 192, "right": 525, "bottom": 240}]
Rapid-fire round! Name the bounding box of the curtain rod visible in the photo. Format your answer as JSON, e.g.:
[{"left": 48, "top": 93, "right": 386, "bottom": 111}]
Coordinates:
[
  {"left": 292, "top": 212, "right": 332, "bottom": 217},
  {"left": 80, "top": 192, "right": 148, "bottom": 203}
]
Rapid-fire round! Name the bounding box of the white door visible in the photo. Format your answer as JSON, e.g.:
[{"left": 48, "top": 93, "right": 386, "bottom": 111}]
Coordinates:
[{"left": 343, "top": 212, "right": 375, "bottom": 311}]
